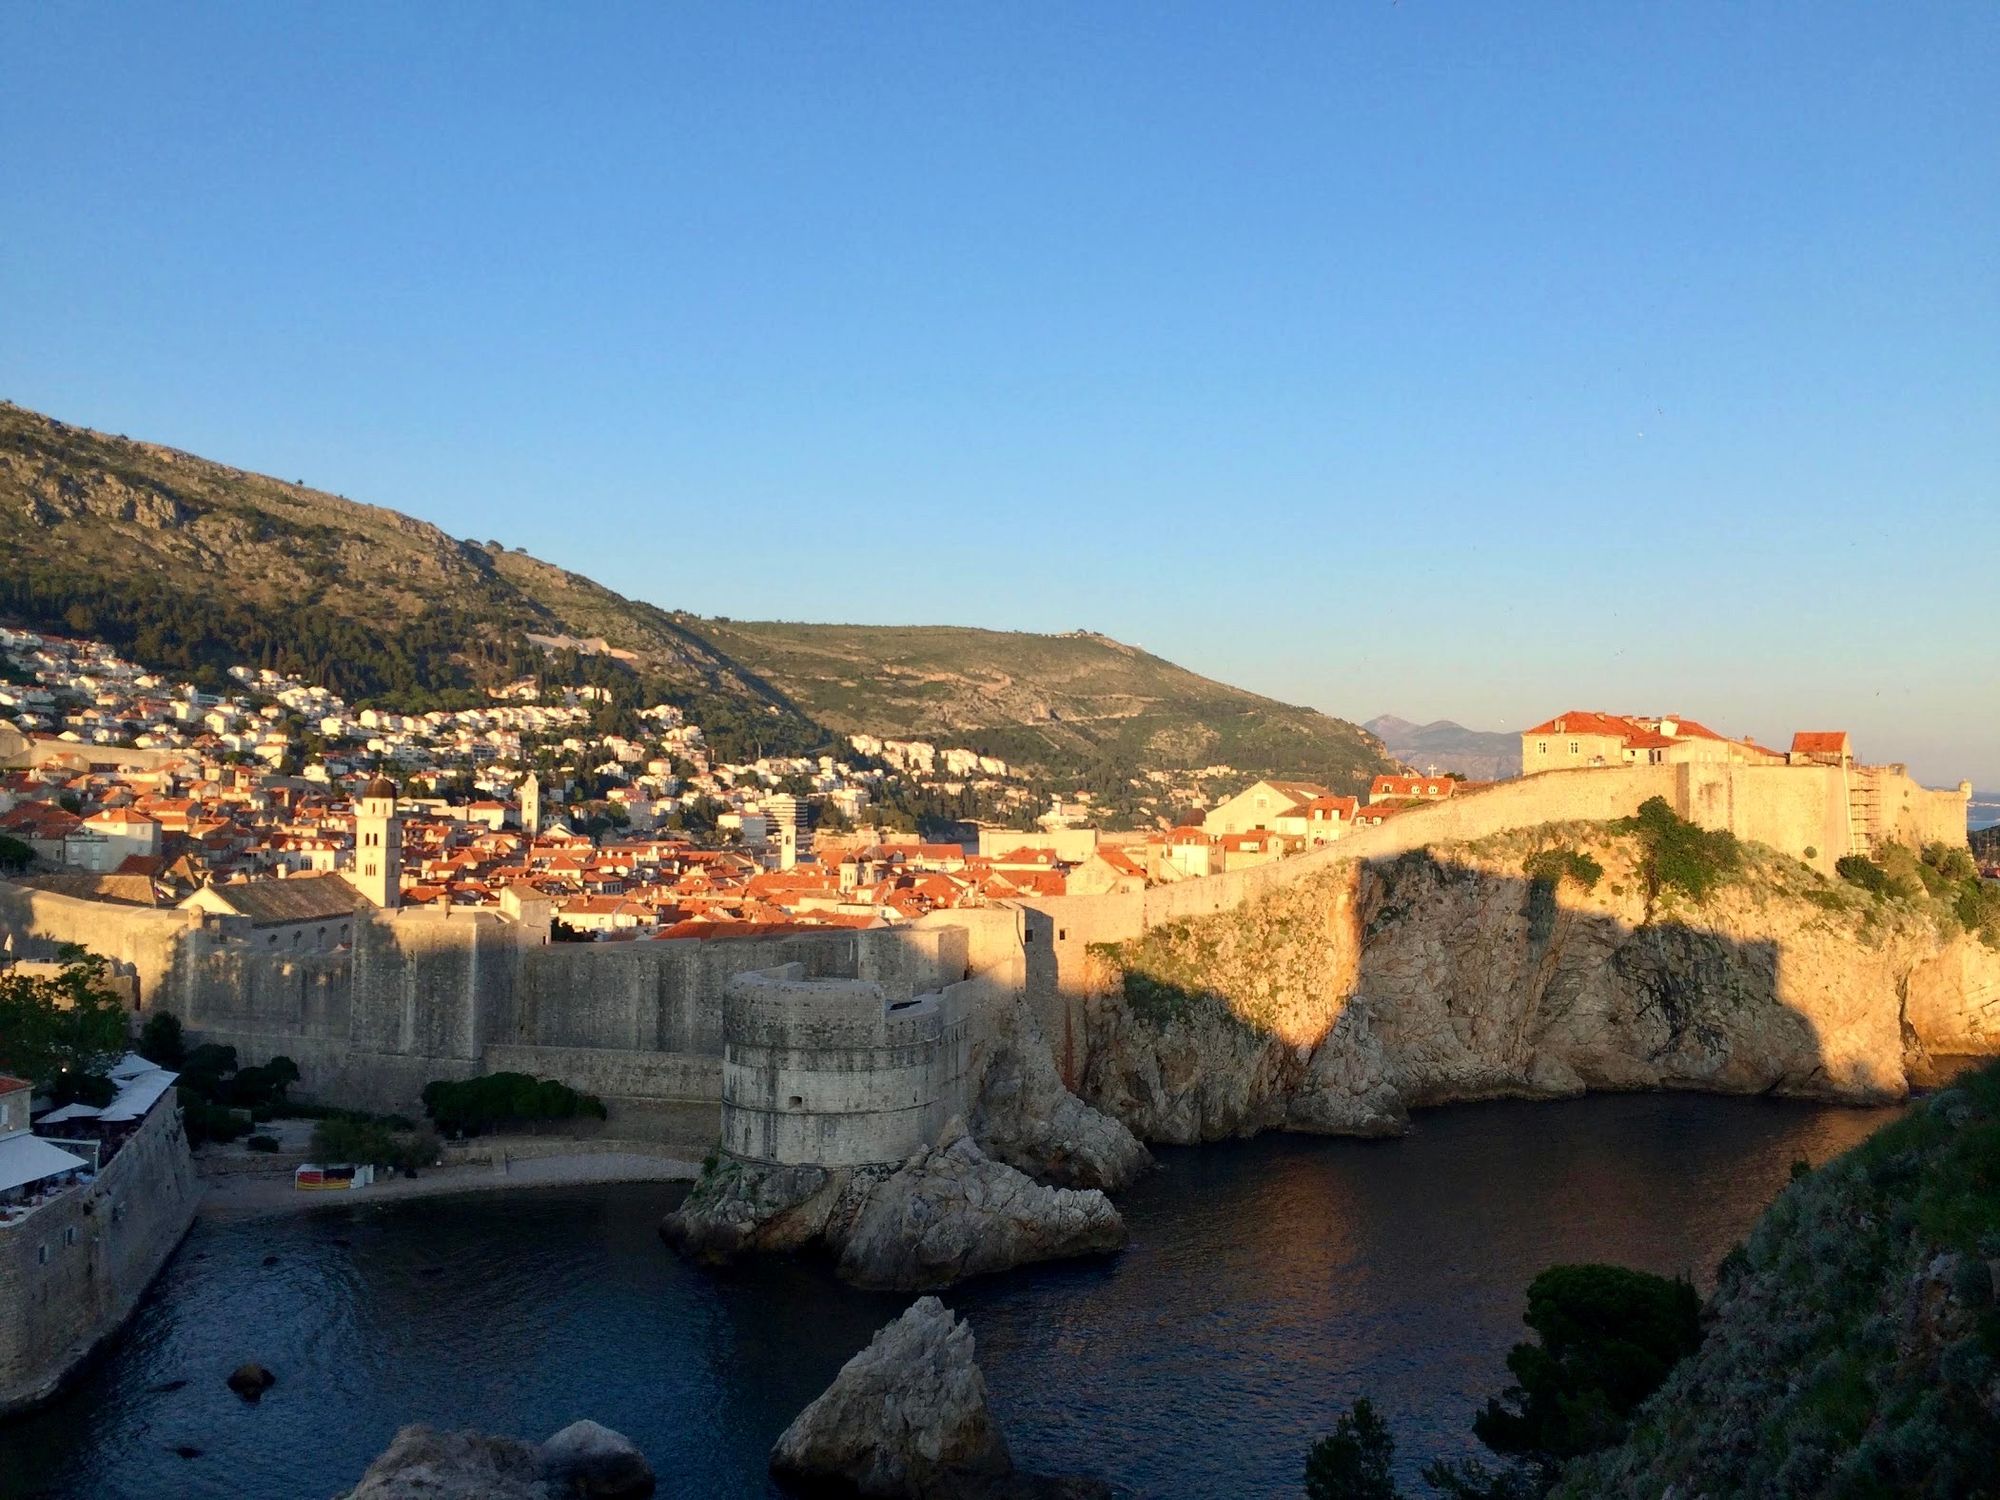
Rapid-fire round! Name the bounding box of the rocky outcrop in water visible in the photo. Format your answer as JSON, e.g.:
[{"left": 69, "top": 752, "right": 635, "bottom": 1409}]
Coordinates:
[
  {"left": 339, "top": 1419, "right": 655, "bottom": 1500},
  {"left": 770, "top": 1296, "right": 1108, "bottom": 1499},
  {"left": 1081, "top": 827, "right": 2000, "bottom": 1144},
  {"left": 834, "top": 1124, "right": 1127, "bottom": 1290},
  {"left": 970, "top": 999, "right": 1150, "bottom": 1191},
  {"left": 662, "top": 1124, "right": 1126, "bottom": 1291}
]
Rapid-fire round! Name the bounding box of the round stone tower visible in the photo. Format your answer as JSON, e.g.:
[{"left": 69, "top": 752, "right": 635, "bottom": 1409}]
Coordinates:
[{"left": 720, "top": 964, "right": 965, "bottom": 1169}]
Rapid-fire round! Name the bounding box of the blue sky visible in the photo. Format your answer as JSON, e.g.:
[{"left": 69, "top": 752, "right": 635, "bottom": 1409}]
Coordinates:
[{"left": 3, "top": 5, "right": 1995, "bottom": 786}]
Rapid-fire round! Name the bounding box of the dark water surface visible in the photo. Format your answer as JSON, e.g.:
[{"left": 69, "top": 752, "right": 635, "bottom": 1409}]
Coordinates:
[{"left": 1, "top": 1093, "right": 1898, "bottom": 1499}]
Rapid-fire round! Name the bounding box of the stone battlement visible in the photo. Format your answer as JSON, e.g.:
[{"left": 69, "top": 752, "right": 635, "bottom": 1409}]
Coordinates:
[{"left": 719, "top": 964, "right": 973, "bottom": 1169}]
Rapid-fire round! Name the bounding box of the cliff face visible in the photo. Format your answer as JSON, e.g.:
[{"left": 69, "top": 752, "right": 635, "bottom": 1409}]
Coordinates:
[
  {"left": 1556, "top": 1062, "right": 2000, "bottom": 1497},
  {"left": 1079, "top": 825, "right": 2000, "bottom": 1144}
]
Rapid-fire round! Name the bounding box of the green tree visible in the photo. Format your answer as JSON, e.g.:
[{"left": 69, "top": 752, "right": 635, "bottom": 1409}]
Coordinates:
[
  {"left": 0, "top": 948, "right": 128, "bottom": 1093},
  {"left": 310, "top": 1116, "right": 396, "bottom": 1166},
  {"left": 138, "top": 1010, "right": 187, "bottom": 1069},
  {"left": 0, "top": 832, "right": 34, "bottom": 872},
  {"left": 1470, "top": 1265, "right": 1700, "bottom": 1469},
  {"left": 1618, "top": 798, "right": 1741, "bottom": 901},
  {"left": 1305, "top": 1398, "right": 1404, "bottom": 1500}
]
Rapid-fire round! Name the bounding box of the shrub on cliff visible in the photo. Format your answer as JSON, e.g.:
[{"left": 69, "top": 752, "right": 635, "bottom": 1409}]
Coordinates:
[
  {"left": 1522, "top": 847, "right": 1604, "bottom": 894},
  {"left": 1616, "top": 798, "right": 1740, "bottom": 902},
  {"left": 420, "top": 1071, "right": 608, "bottom": 1137},
  {"left": 1559, "top": 1061, "right": 2000, "bottom": 1497}
]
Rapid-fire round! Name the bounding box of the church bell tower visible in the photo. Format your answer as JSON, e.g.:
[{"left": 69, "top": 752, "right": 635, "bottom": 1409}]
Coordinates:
[{"left": 353, "top": 774, "right": 402, "bottom": 909}]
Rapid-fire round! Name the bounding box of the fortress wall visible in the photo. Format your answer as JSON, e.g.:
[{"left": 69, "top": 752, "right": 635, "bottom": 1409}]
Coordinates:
[
  {"left": 1676, "top": 764, "right": 1852, "bottom": 873},
  {"left": 0, "top": 882, "right": 196, "bottom": 1004},
  {"left": 481, "top": 1043, "right": 720, "bottom": 1102},
  {"left": 1869, "top": 768, "right": 1973, "bottom": 850},
  {"left": 718, "top": 966, "right": 969, "bottom": 1167},
  {"left": 0, "top": 1092, "right": 201, "bottom": 1414}
]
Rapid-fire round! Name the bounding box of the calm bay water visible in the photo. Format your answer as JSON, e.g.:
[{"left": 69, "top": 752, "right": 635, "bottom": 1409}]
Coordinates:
[{"left": 1, "top": 1093, "right": 1898, "bottom": 1500}]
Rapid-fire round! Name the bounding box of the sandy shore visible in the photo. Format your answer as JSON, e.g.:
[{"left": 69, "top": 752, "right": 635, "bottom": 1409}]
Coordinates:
[{"left": 197, "top": 1149, "right": 701, "bottom": 1223}]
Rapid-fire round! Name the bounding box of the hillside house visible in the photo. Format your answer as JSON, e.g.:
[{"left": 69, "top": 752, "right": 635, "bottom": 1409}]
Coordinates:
[{"left": 1202, "top": 779, "right": 1331, "bottom": 838}]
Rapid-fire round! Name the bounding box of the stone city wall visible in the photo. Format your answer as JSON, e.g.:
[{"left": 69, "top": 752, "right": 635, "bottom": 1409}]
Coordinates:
[
  {"left": 0, "top": 1090, "right": 201, "bottom": 1414},
  {"left": 0, "top": 885, "right": 970, "bottom": 1137}
]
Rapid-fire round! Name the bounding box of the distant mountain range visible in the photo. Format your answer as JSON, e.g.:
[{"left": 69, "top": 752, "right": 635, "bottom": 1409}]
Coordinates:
[
  {"left": 0, "top": 402, "right": 1396, "bottom": 791},
  {"left": 1364, "top": 715, "right": 1520, "bottom": 781}
]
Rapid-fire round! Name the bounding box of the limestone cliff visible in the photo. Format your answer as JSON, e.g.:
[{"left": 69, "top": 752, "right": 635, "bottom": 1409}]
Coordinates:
[
  {"left": 1555, "top": 1061, "right": 2000, "bottom": 1496},
  {"left": 1080, "top": 822, "right": 2000, "bottom": 1144}
]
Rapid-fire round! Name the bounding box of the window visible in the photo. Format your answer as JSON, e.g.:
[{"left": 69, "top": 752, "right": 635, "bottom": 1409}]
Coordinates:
[
  {"left": 1537, "top": 740, "right": 1547, "bottom": 755},
  {"left": 1058, "top": 928, "right": 1067, "bottom": 941},
  {"left": 787, "top": 1095, "right": 803, "bottom": 1109},
  {"left": 1569, "top": 741, "right": 1580, "bottom": 755},
  {"left": 64, "top": 1225, "right": 77, "bottom": 1246}
]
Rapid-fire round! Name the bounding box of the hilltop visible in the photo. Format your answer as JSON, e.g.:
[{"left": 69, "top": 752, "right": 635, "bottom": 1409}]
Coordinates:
[
  {"left": 698, "top": 618, "right": 1394, "bottom": 789},
  {"left": 0, "top": 402, "right": 1393, "bottom": 788}
]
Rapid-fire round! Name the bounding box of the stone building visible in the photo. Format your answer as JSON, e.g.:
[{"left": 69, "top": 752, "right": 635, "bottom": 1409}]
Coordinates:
[
  {"left": 179, "top": 871, "right": 365, "bottom": 953},
  {"left": 1, "top": 1062, "right": 201, "bottom": 1414},
  {"left": 719, "top": 963, "right": 973, "bottom": 1169}
]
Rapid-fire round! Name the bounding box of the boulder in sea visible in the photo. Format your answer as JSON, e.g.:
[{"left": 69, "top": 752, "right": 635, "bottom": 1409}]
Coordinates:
[
  {"left": 771, "top": 1297, "right": 1108, "bottom": 1499},
  {"left": 339, "top": 1425, "right": 545, "bottom": 1500},
  {"left": 337, "top": 1420, "right": 656, "bottom": 1500},
  {"left": 831, "top": 1126, "right": 1127, "bottom": 1291},
  {"left": 225, "top": 1362, "right": 275, "bottom": 1401},
  {"left": 537, "top": 1419, "right": 657, "bottom": 1498}
]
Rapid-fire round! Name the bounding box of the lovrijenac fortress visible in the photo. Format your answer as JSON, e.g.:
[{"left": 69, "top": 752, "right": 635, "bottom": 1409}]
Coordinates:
[{"left": 0, "top": 758, "right": 1975, "bottom": 1158}]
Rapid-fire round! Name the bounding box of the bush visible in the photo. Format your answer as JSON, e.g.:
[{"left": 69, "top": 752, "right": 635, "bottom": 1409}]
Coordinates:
[
  {"left": 1617, "top": 798, "right": 1740, "bottom": 902},
  {"left": 420, "top": 1072, "right": 608, "bottom": 1136},
  {"left": 1473, "top": 1264, "right": 1702, "bottom": 1466},
  {"left": 137, "top": 1011, "right": 186, "bottom": 1069},
  {"left": 0, "top": 948, "right": 128, "bottom": 1091},
  {"left": 179, "top": 1088, "right": 252, "bottom": 1146},
  {"left": 311, "top": 1118, "right": 442, "bottom": 1175},
  {"left": 310, "top": 1117, "right": 396, "bottom": 1167},
  {"left": 1305, "top": 1398, "right": 1401, "bottom": 1500},
  {"left": 1836, "top": 854, "right": 1890, "bottom": 895},
  {"left": 1523, "top": 847, "right": 1604, "bottom": 893}
]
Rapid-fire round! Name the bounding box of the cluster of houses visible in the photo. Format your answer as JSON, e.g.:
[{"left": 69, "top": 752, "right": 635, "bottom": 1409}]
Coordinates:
[
  {"left": 1519, "top": 711, "right": 1855, "bottom": 774},
  {"left": 7, "top": 620, "right": 1922, "bottom": 941}
]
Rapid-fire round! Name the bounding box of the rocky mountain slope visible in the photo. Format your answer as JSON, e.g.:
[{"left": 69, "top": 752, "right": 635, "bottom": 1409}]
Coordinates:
[
  {"left": 1556, "top": 1059, "right": 2000, "bottom": 1497},
  {"left": 698, "top": 619, "right": 1396, "bottom": 790},
  {"left": 0, "top": 401, "right": 1393, "bottom": 785},
  {"left": 0, "top": 401, "right": 813, "bottom": 744},
  {"left": 1365, "top": 713, "right": 1520, "bottom": 781},
  {"left": 1079, "top": 818, "right": 2000, "bottom": 1145}
]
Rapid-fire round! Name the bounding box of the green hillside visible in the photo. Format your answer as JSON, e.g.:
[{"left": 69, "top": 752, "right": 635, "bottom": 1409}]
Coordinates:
[
  {"left": 696, "top": 619, "right": 1394, "bottom": 790},
  {"left": 0, "top": 401, "right": 820, "bottom": 755},
  {"left": 0, "top": 402, "right": 1393, "bottom": 787}
]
